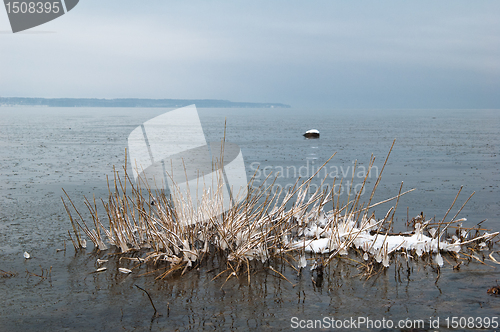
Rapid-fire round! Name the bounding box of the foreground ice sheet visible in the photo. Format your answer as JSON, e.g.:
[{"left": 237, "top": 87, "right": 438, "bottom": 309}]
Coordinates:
[{"left": 289, "top": 212, "right": 498, "bottom": 267}]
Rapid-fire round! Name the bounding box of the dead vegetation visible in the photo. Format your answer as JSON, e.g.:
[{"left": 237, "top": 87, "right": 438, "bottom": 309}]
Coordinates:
[
  {"left": 25, "top": 265, "right": 52, "bottom": 279},
  {"left": 63, "top": 141, "right": 499, "bottom": 284},
  {"left": 487, "top": 285, "right": 500, "bottom": 295},
  {"left": 1, "top": 270, "right": 17, "bottom": 278}
]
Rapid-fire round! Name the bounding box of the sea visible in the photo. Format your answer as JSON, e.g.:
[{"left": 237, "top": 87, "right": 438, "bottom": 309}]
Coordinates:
[{"left": 0, "top": 107, "right": 499, "bottom": 331}]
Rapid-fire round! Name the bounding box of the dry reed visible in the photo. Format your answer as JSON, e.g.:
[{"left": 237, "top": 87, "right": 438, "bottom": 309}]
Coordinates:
[{"left": 64, "top": 141, "right": 499, "bottom": 282}]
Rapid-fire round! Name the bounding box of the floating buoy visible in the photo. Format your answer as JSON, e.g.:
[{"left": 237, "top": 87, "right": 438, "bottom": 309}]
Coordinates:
[
  {"left": 23, "top": 251, "right": 31, "bottom": 259},
  {"left": 303, "top": 129, "right": 320, "bottom": 139}
]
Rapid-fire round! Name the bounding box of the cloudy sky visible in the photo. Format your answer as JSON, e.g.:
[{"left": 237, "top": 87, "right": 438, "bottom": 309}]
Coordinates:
[{"left": 1, "top": 0, "right": 499, "bottom": 108}]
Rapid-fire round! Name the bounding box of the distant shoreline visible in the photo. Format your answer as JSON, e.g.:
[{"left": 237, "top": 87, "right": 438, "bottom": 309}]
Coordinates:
[{"left": 0, "top": 97, "right": 290, "bottom": 108}]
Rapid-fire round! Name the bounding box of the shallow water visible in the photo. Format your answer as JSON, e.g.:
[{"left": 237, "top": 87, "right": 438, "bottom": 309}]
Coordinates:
[{"left": 0, "top": 107, "right": 499, "bottom": 331}]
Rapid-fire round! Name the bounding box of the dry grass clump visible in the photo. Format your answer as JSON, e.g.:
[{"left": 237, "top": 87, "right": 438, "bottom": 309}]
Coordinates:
[
  {"left": 64, "top": 142, "right": 499, "bottom": 282},
  {"left": 1, "top": 270, "right": 17, "bottom": 278}
]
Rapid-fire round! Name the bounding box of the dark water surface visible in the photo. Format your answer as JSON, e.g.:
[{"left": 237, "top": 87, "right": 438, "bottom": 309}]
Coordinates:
[{"left": 0, "top": 107, "right": 499, "bottom": 331}]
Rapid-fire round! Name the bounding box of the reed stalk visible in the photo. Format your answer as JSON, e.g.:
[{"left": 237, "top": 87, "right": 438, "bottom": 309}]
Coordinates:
[{"left": 63, "top": 143, "right": 499, "bottom": 282}]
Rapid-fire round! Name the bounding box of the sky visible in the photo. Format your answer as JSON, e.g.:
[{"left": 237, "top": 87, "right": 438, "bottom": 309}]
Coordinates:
[{"left": 0, "top": 0, "right": 499, "bottom": 108}]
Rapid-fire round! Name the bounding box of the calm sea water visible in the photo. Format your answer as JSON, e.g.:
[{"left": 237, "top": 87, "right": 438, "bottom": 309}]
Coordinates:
[{"left": 0, "top": 107, "right": 499, "bottom": 331}]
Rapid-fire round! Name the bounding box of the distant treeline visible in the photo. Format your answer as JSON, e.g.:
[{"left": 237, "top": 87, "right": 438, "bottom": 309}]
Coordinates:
[{"left": 0, "top": 97, "right": 290, "bottom": 108}]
